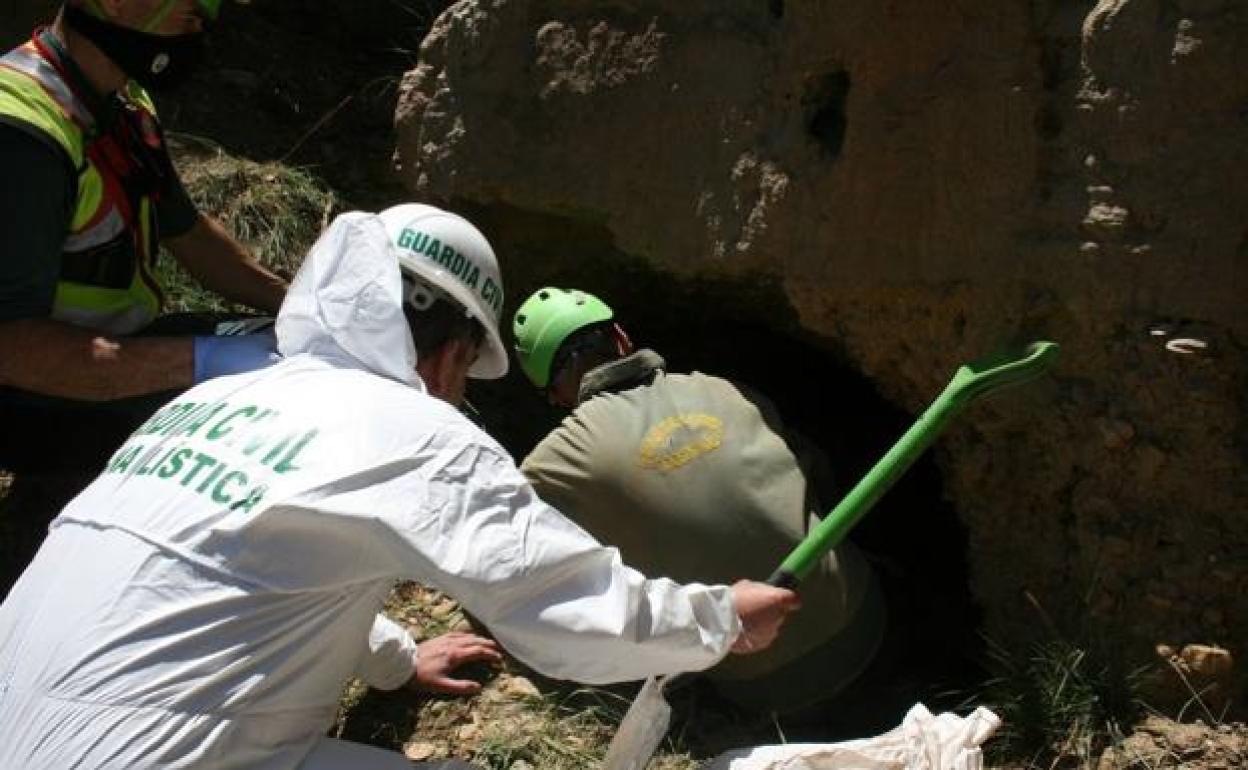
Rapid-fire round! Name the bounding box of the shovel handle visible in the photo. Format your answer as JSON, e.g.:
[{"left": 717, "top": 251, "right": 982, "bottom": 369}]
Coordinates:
[
  {"left": 769, "top": 340, "right": 1059, "bottom": 586},
  {"left": 770, "top": 397, "right": 959, "bottom": 584}
]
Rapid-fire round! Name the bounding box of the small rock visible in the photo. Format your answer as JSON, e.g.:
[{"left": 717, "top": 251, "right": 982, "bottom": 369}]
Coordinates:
[
  {"left": 1165, "top": 337, "right": 1208, "bottom": 355},
  {"left": 1083, "top": 203, "right": 1130, "bottom": 236},
  {"left": 1097, "top": 418, "right": 1135, "bottom": 450},
  {"left": 425, "top": 700, "right": 451, "bottom": 717},
  {"left": 1172, "top": 19, "right": 1202, "bottom": 59},
  {"left": 404, "top": 741, "right": 439, "bottom": 760},
  {"left": 1146, "top": 645, "right": 1236, "bottom": 716},
  {"left": 500, "top": 674, "right": 541, "bottom": 700},
  {"left": 1179, "top": 644, "right": 1233, "bottom": 678}
]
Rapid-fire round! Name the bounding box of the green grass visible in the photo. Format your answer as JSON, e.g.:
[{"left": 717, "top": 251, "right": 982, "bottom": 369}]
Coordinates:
[
  {"left": 469, "top": 687, "right": 626, "bottom": 769},
  {"left": 977, "top": 631, "right": 1151, "bottom": 769}
]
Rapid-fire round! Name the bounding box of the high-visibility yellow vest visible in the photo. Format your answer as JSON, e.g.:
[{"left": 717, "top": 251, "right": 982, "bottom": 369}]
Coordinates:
[{"left": 0, "top": 33, "right": 166, "bottom": 334}]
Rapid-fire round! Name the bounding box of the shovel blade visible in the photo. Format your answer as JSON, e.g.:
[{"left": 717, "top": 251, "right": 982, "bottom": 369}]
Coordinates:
[{"left": 602, "top": 675, "right": 673, "bottom": 770}]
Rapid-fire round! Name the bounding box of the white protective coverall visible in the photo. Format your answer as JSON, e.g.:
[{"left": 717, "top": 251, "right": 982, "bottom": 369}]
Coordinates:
[{"left": 0, "top": 213, "right": 741, "bottom": 770}]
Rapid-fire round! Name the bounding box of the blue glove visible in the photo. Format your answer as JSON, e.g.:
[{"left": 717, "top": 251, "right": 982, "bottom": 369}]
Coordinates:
[{"left": 192, "top": 330, "right": 279, "bottom": 384}]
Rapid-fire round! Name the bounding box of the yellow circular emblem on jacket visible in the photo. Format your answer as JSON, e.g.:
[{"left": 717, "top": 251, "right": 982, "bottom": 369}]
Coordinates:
[{"left": 638, "top": 413, "right": 724, "bottom": 471}]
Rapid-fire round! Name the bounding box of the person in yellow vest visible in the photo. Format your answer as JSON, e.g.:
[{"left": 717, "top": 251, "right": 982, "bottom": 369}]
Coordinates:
[
  {"left": 0, "top": 0, "right": 288, "bottom": 478},
  {"left": 513, "top": 287, "right": 887, "bottom": 713}
]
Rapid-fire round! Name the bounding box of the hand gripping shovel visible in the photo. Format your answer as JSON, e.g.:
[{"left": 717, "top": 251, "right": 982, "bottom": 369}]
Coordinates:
[{"left": 601, "top": 341, "right": 1060, "bottom": 770}]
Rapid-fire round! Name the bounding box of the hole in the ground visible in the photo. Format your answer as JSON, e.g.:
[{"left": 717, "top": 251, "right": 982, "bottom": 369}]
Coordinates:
[
  {"left": 464, "top": 203, "right": 983, "bottom": 736},
  {"left": 803, "top": 70, "right": 850, "bottom": 159}
]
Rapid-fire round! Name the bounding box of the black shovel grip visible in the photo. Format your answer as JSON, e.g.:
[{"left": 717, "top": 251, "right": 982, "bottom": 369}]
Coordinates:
[{"left": 766, "top": 568, "right": 799, "bottom": 590}]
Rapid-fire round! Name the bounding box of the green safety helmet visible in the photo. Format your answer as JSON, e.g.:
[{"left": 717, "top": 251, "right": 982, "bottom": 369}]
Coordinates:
[
  {"left": 196, "top": 0, "right": 222, "bottom": 19},
  {"left": 513, "top": 287, "right": 613, "bottom": 388}
]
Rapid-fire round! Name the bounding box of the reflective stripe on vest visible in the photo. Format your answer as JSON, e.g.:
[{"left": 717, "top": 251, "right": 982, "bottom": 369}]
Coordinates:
[{"left": 0, "top": 39, "right": 163, "bottom": 334}]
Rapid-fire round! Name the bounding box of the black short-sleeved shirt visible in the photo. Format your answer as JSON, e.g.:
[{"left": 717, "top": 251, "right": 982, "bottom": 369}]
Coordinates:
[{"left": 0, "top": 121, "right": 199, "bottom": 324}]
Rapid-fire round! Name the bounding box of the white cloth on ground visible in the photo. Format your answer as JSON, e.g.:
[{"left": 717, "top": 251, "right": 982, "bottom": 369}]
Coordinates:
[{"left": 702, "top": 704, "right": 1001, "bottom": 770}]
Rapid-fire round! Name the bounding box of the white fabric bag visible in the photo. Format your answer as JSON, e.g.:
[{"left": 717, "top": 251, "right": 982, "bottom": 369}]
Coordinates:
[{"left": 703, "top": 704, "right": 1001, "bottom": 770}]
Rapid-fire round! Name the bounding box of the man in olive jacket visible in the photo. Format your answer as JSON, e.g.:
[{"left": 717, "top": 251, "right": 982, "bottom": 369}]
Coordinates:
[{"left": 513, "top": 287, "right": 886, "bottom": 712}]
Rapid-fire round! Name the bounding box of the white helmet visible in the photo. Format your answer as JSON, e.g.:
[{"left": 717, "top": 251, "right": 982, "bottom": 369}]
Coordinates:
[{"left": 377, "top": 203, "right": 508, "bottom": 379}]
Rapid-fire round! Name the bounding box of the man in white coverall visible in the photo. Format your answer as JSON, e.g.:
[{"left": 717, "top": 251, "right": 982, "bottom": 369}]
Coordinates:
[{"left": 0, "top": 204, "right": 799, "bottom": 769}]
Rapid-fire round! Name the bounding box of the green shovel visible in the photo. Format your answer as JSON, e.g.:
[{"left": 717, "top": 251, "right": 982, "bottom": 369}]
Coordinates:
[{"left": 602, "top": 340, "right": 1060, "bottom": 770}]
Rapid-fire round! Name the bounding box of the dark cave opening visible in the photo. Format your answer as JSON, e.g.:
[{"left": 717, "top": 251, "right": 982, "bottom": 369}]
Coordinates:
[
  {"left": 465, "top": 224, "right": 987, "bottom": 737},
  {"left": 619, "top": 291, "right": 987, "bottom": 739}
]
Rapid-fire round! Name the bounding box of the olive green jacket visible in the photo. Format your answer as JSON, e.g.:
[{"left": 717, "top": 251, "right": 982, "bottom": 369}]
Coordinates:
[{"left": 521, "top": 351, "right": 880, "bottom": 692}]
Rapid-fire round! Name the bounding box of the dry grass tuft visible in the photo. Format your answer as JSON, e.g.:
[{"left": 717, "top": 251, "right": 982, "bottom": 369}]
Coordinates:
[{"left": 161, "top": 134, "right": 342, "bottom": 312}]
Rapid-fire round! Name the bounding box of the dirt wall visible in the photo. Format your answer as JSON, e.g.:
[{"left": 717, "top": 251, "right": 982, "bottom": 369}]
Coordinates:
[{"left": 394, "top": 0, "right": 1247, "bottom": 703}]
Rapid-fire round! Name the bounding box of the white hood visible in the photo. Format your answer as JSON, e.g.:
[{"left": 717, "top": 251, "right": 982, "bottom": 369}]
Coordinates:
[{"left": 276, "top": 212, "right": 421, "bottom": 388}]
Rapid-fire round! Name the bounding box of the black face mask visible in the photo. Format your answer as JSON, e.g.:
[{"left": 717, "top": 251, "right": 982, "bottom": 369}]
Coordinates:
[{"left": 63, "top": 3, "right": 205, "bottom": 93}]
